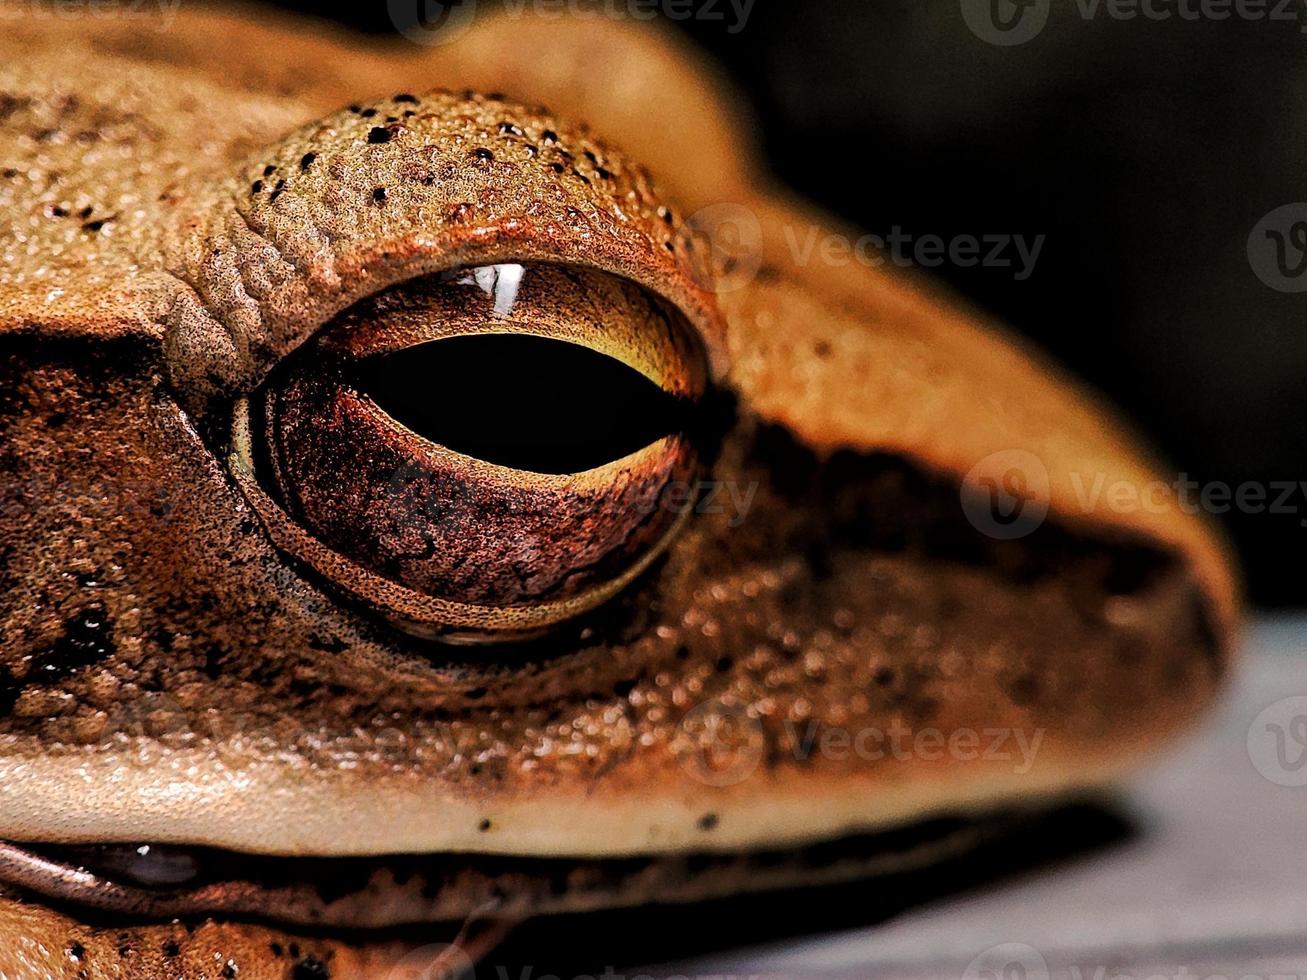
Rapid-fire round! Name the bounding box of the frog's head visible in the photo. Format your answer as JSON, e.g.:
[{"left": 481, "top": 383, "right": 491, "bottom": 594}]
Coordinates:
[{"left": 0, "top": 5, "right": 1237, "bottom": 976}]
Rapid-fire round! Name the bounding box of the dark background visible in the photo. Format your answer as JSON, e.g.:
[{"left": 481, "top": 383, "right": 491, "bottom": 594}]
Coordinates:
[{"left": 268, "top": 0, "right": 1306, "bottom": 607}]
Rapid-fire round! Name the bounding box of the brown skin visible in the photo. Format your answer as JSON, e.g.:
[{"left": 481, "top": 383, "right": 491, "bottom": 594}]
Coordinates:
[{"left": 0, "top": 3, "right": 1238, "bottom": 977}]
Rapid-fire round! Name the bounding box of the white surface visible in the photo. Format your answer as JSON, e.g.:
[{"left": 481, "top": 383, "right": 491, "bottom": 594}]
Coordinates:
[{"left": 658, "top": 617, "right": 1307, "bottom": 978}]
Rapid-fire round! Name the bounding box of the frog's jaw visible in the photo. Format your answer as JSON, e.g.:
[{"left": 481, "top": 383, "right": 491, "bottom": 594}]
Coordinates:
[
  {"left": 0, "top": 811, "right": 1019, "bottom": 929},
  {"left": 0, "top": 806, "right": 1097, "bottom": 977},
  {"left": 0, "top": 884, "right": 506, "bottom": 980}
]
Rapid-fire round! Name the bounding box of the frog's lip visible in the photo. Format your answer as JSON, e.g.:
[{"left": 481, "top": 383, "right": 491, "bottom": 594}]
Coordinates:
[{"left": 0, "top": 815, "right": 1012, "bottom": 931}]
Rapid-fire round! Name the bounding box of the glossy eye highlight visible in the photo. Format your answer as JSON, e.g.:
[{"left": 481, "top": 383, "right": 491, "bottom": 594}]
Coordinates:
[{"left": 231, "top": 263, "right": 708, "bottom": 642}]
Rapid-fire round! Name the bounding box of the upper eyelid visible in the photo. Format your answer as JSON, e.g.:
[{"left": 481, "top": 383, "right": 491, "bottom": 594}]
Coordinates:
[
  {"left": 309, "top": 262, "right": 708, "bottom": 400},
  {"left": 157, "top": 92, "right": 725, "bottom": 421}
]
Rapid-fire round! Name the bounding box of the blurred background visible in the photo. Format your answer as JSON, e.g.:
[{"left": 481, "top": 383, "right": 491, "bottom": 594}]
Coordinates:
[{"left": 266, "top": 0, "right": 1305, "bottom": 607}]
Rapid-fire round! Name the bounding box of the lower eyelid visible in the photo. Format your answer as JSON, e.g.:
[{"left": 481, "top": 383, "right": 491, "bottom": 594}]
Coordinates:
[
  {"left": 268, "top": 378, "right": 698, "bottom": 605},
  {"left": 229, "top": 397, "right": 695, "bottom": 643}
]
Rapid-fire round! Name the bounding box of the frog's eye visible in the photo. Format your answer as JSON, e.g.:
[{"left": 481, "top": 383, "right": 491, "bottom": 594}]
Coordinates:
[{"left": 229, "top": 263, "right": 708, "bottom": 643}]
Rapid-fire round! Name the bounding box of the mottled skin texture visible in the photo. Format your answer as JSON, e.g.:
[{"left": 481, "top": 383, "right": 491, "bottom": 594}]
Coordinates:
[{"left": 0, "top": 3, "right": 1239, "bottom": 978}]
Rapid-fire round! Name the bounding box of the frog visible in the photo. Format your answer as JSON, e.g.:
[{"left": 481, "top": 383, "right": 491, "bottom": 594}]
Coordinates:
[{"left": 0, "top": 3, "right": 1239, "bottom": 978}]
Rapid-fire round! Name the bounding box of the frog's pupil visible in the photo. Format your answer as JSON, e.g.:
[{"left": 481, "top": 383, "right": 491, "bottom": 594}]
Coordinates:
[{"left": 351, "top": 334, "right": 687, "bottom": 474}]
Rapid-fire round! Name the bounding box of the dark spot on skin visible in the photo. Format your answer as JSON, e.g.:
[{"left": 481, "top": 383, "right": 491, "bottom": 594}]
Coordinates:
[
  {"left": 68, "top": 941, "right": 85, "bottom": 960},
  {"left": 293, "top": 954, "right": 329, "bottom": 979},
  {"left": 465, "top": 687, "right": 487, "bottom": 700},
  {"left": 347, "top": 104, "right": 361, "bottom": 113},
  {"left": 542, "top": 129, "right": 558, "bottom": 143},
  {"left": 499, "top": 122, "right": 523, "bottom": 136},
  {"left": 473, "top": 147, "right": 494, "bottom": 162},
  {"left": 163, "top": 940, "right": 180, "bottom": 957},
  {"left": 46, "top": 411, "right": 67, "bottom": 427},
  {"left": 367, "top": 126, "right": 392, "bottom": 144},
  {"left": 698, "top": 813, "right": 719, "bottom": 831},
  {"left": 2, "top": 168, "right": 18, "bottom": 178},
  {"left": 29, "top": 604, "right": 115, "bottom": 684},
  {"left": 289, "top": 944, "right": 300, "bottom": 959},
  {"left": 360, "top": 107, "right": 378, "bottom": 118},
  {"left": 596, "top": 167, "right": 613, "bottom": 180},
  {"left": 874, "top": 666, "right": 895, "bottom": 686},
  {"left": 613, "top": 678, "right": 637, "bottom": 698},
  {"left": 478, "top": 818, "right": 492, "bottom": 832},
  {"left": 222, "top": 962, "right": 238, "bottom": 979},
  {"left": 715, "top": 656, "right": 734, "bottom": 673},
  {"left": 299, "top": 152, "right": 316, "bottom": 170},
  {"left": 394, "top": 93, "right": 418, "bottom": 103},
  {"left": 549, "top": 162, "right": 565, "bottom": 173},
  {"left": 372, "top": 187, "right": 387, "bottom": 204},
  {"left": 202, "top": 647, "right": 224, "bottom": 680},
  {"left": 250, "top": 180, "right": 263, "bottom": 194},
  {"left": 78, "top": 205, "right": 93, "bottom": 219},
  {"left": 81, "top": 216, "right": 112, "bottom": 233},
  {"left": 118, "top": 944, "right": 131, "bottom": 958},
  {"left": 1009, "top": 674, "right": 1041, "bottom": 707},
  {"left": 269, "top": 942, "right": 284, "bottom": 957},
  {"left": 912, "top": 697, "right": 940, "bottom": 724},
  {"left": 269, "top": 179, "right": 286, "bottom": 203},
  {"left": 263, "top": 164, "right": 276, "bottom": 177},
  {"left": 814, "top": 340, "right": 831, "bottom": 357},
  {"left": 664, "top": 241, "right": 676, "bottom": 252},
  {"left": 46, "top": 204, "right": 68, "bottom": 218}
]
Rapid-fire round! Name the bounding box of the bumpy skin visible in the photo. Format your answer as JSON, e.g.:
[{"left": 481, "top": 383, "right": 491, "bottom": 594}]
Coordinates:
[{"left": 0, "top": 3, "right": 1238, "bottom": 977}]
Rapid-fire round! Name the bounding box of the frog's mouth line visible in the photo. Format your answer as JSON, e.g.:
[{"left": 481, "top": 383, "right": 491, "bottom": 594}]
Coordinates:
[{"left": 0, "top": 814, "right": 1030, "bottom": 932}]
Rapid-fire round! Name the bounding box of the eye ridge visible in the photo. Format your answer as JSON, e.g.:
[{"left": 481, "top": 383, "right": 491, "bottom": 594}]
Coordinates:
[{"left": 349, "top": 333, "right": 692, "bottom": 475}]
